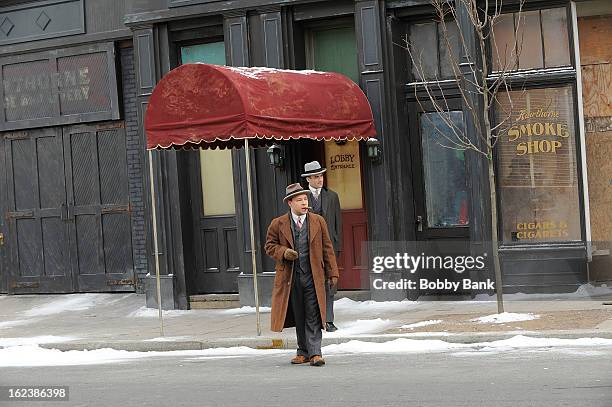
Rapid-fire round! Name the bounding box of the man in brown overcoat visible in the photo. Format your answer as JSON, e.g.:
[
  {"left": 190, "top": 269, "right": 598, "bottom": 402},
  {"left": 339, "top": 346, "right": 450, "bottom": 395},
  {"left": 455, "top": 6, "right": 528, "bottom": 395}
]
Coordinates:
[{"left": 265, "top": 183, "right": 339, "bottom": 366}]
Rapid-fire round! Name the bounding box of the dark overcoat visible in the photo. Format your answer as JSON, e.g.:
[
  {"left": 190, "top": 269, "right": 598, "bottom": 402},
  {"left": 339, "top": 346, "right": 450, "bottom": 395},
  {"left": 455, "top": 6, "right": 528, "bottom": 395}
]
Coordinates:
[
  {"left": 264, "top": 212, "right": 339, "bottom": 332},
  {"left": 308, "top": 188, "right": 342, "bottom": 253}
]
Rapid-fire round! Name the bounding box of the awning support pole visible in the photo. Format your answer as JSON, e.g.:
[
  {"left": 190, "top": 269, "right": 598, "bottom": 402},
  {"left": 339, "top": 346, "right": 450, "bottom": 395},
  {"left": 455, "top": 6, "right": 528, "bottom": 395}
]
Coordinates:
[
  {"left": 148, "top": 149, "right": 165, "bottom": 337},
  {"left": 244, "top": 139, "right": 262, "bottom": 336}
]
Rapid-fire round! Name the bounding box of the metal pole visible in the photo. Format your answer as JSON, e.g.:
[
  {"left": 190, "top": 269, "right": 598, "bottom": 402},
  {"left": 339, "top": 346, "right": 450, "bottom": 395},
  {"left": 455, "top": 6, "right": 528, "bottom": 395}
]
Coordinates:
[
  {"left": 244, "top": 139, "right": 261, "bottom": 336},
  {"left": 148, "top": 149, "right": 165, "bottom": 337}
]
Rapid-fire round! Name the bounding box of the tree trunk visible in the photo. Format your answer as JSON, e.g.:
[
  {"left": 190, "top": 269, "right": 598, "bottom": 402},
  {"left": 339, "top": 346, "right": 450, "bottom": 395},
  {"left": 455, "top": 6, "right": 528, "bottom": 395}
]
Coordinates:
[{"left": 487, "top": 155, "right": 504, "bottom": 313}]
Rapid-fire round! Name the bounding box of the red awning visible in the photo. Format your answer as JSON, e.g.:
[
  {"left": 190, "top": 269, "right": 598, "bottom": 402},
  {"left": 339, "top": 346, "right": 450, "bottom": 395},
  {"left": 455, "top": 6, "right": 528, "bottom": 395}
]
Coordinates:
[{"left": 144, "top": 63, "right": 376, "bottom": 149}]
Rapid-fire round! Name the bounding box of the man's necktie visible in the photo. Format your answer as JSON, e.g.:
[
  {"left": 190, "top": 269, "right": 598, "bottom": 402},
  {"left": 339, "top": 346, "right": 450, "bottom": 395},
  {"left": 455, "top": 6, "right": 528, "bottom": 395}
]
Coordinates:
[{"left": 296, "top": 217, "right": 302, "bottom": 230}]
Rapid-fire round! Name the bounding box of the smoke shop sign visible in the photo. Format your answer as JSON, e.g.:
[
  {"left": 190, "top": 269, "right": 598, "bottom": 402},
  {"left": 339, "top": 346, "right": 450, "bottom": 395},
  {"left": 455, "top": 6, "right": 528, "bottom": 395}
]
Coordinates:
[{"left": 506, "top": 109, "right": 570, "bottom": 155}]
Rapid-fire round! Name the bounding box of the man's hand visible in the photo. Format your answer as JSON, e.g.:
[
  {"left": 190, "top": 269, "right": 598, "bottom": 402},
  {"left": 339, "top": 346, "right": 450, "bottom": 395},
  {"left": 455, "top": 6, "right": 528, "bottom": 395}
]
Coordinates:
[
  {"left": 328, "top": 276, "right": 338, "bottom": 287},
  {"left": 283, "top": 248, "right": 298, "bottom": 261}
]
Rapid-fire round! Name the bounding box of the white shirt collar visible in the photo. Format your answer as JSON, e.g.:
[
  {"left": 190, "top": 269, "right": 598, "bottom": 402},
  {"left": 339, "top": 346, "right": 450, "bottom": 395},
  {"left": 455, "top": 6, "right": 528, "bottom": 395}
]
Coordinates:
[
  {"left": 291, "top": 212, "right": 306, "bottom": 225},
  {"left": 309, "top": 185, "right": 321, "bottom": 196}
]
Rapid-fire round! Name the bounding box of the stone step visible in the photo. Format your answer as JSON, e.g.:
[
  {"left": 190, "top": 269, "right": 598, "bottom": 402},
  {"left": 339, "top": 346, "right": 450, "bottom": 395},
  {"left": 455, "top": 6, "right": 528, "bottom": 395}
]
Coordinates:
[
  {"left": 189, "top": 294, "right": 240, "bottom": 309},
  {"left": 189, "top": 290, "right": 371, "bottom": 309}
]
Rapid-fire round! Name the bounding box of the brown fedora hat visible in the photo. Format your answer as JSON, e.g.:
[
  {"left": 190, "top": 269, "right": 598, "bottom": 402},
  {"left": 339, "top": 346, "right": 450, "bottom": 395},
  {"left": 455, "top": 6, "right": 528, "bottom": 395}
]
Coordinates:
[{"left": 283, "top": 183, "right": 308, "bottom": 202}]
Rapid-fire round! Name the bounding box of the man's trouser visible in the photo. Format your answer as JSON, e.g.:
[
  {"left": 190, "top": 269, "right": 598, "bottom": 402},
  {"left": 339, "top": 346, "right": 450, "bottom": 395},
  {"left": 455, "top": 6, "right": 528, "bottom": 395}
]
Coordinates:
[
  {"left": 325, "top": 251, "right": 340, "bottom": 324},
  {"left": 291, "top": 266, "right": 322, "bottom": 358}
]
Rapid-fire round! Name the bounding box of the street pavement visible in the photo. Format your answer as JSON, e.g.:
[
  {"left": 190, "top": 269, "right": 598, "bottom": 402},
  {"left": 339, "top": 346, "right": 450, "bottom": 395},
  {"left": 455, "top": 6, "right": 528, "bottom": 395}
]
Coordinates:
[{"left": 2, "top": 344, "right": 611, "bottom": 407}]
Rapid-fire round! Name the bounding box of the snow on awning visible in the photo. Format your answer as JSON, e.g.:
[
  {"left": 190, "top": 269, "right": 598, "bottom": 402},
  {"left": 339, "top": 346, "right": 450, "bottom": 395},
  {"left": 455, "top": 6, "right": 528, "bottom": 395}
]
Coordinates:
[{"left": 144, "top": 63, "right": 376, "bottom": 150}]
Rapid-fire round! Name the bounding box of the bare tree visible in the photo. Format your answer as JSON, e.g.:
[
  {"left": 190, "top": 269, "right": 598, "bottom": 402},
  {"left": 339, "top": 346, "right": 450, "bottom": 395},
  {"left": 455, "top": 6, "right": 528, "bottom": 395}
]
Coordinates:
[{"left": 404, "top": 0, "right": 527, "bottom": 313}]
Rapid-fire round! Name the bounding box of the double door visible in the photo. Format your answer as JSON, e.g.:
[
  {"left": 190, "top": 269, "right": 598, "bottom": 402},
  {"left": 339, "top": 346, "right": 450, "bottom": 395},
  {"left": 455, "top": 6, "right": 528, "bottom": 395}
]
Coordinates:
[{"left": 3, "top": 123, "right": 134, "bottom": 293}]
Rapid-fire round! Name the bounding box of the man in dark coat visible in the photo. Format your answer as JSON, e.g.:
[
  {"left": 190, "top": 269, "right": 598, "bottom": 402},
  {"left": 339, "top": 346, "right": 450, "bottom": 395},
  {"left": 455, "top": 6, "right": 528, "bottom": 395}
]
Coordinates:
[
  {"left": 265, "top": 183, "right": 339, "bottom": 366},
  {"left": 302, "top": 161, "right": 342, "bottom": 332}
]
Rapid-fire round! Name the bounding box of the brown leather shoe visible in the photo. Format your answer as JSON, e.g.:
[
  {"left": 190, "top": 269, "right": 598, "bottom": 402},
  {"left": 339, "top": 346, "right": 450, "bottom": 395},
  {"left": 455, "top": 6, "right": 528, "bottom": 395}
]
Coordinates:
[
  {"left": 309, "top": 355, "right": 325, "bottom": 366},
  {"left": 291, "top": 355, "right": 309, "bottom": 364}
]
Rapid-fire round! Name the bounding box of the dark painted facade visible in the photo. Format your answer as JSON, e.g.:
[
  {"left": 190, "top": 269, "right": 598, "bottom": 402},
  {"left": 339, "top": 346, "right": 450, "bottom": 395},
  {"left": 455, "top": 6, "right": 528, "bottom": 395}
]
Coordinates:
[
  {"left": 0, "top": 0, "right": 146, "bottom": 295},
  {"left": 1, "top": 0, "right": 609, "bottom": 308}
]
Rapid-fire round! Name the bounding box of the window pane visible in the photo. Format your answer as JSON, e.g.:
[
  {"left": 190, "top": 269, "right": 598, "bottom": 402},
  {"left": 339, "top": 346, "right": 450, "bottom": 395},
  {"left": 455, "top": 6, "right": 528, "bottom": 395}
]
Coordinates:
[
  {"left": 496, "top": 87, "right": 580, "bottom": 242},
  {"left": 180, "top": 42, "right": 226, "bottom": 65},
  {"left": 542, "top": 8, "right": 571, "bottom": 67},
  {"left": 439, "top": 20, "right": 461, "bottom": 79},
  {"left": 420, "top": 111, "right": 469, "bottom": 228},
  {"left": 410, "top": 22, "right": 438, "bottom": 80},
  {"left": 491, "top": 13, "right": 517, "bottom": 71},
  {"left": 516, "top": 11, "right": 544, "bottom": 70},
  {"left": 200, "top": 149, "right": 236, "bottom": 216}
]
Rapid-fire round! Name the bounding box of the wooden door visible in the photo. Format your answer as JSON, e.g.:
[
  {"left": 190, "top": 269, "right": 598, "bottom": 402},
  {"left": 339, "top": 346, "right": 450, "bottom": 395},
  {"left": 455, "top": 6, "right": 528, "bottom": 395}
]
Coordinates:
[
  {"left": 63, "top": 123, "right": 135, "bottom": 292},
  {"left": 4, "top": 128, "right": 73, "bottom": 293}
]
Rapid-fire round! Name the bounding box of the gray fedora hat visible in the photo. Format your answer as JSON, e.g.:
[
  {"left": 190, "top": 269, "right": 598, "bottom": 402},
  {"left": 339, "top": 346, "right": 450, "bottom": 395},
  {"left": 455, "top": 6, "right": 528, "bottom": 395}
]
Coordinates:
[
  {"left": 301, "top": 161, "right": 327, "bottom": 177},
  {"left": 283, "top": 183, "right": 308, "bottom": 202}
]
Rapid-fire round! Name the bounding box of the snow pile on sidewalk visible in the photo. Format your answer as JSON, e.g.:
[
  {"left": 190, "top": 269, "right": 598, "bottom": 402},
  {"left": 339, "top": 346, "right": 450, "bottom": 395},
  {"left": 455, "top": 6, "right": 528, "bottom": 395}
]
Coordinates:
[
  {"left": 0, "top": 335, "right": 78, "bottom": 348},
  {"left": 334, "top": 298, "right": 418, "bottom": 314},
  {"left": 128, "top": 307, "right": 192, "bottom": 318},
  {"left": 324, "top": 318, "right": 397, "bottom": 336},
  {"left": 0, "top": 345, "right": 289, "bottom": 367},
  {"left": 23, "top": 294, "right": 128, "bottom": 317},
  {"left": 0, "top": 319, "right": 35, "bottom": 330},
  {"left": 473, "top": 283, "right": 612, "bottom": 301},
  {"left": 471, "top": 313, "right": 539, "bottom": 324},
  {"left": 322, "top": 335, "right": 612, "bottom": 355},
  {"left": 401, "top": 320, "right": 443, "bottom": 329},
  {"left": 217, "top": 306, "right": 271, "bottom": 315}
]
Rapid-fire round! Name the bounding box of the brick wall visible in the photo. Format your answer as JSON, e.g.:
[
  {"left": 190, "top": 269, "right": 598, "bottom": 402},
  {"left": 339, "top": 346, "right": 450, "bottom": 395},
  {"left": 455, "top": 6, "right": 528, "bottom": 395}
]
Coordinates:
[{"left": 120, "top": 46, "right": 148, "bottom": 292}]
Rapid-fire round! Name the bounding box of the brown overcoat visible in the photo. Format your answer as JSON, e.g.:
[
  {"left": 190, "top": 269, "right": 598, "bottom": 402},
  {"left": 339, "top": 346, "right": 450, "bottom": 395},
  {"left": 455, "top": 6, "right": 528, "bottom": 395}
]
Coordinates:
[{"left": 265, "top": 212, "right": 339, "bottom": 332}]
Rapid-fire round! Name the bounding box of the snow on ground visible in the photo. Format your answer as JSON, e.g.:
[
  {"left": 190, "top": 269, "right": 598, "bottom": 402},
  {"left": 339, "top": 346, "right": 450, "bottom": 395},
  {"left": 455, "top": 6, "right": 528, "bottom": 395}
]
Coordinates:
[
  {"left": 473, "top": 283, "right": 612, "bottom": 301},
  {"left": 471, "top": 313, "right": 539, "bottom": 324},
  {"left": 0, "top": 345, "right": 290, "bottom": 367},
  {"left": 217, "top": 306, "right": 272, "bottom": 315},
  {"left": 401, "top": 320, "right": 443, "bottom": 329},
  {"left": 0, "top": 336, "right": 78, "bottom": 348},
  {"left": 2, "top": 335, "right": 612, "bottom": 366},
  {"left": 397, "top": 332, "right": 453, "bottom": 337},
  {"left": 0, "top": 319, "right": 35, "bottom": 329},
  {"left": 323, "top": 335, "right": 612, "bottom": 355},
  {"left": 323, "top": 318, "right": 397, "bottom": 336},
  {"left": 22, "top": 294, "right": 121, "bottom": 317},
  {"left": 143, "top": 336, "right": 194, "bottom": 342},
  {"left": 333, "top": 298, "right": 418, "bottom": 314},
  {"left": 127, "top": 307, "right": 192, "bottom": 318}
]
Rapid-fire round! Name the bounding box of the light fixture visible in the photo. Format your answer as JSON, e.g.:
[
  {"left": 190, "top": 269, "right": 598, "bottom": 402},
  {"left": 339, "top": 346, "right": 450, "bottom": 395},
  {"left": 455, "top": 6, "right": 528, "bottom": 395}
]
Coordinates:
[
  {"left": 366, "top": 138, "right": 381, "bottom": 162},
  {"left": 266, "top": 144, "right": 284, "bottom": 168}
]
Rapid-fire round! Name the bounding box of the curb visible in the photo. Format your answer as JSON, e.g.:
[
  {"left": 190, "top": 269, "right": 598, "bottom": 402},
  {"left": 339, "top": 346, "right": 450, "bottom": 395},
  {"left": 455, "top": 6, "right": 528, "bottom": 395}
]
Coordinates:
[{"left": 36, "top": 329, "right": 612, "bottom": 352}]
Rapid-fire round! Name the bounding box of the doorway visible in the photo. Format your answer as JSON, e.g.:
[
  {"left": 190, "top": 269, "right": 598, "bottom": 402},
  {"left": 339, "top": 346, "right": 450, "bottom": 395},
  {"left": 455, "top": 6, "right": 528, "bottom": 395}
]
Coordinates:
[
  {"left": 305, "top": 22, "right": 369, "bottom": 289},
  {"left": 408, "top": 99, "right": 471, "bottom": 296}
]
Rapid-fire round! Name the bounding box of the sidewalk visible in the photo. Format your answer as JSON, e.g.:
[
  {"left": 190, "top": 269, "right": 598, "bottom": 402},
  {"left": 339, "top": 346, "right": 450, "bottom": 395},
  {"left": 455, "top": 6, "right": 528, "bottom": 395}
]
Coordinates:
[{"left": 1, "top": 289, "right": 611, "bottom": 352}]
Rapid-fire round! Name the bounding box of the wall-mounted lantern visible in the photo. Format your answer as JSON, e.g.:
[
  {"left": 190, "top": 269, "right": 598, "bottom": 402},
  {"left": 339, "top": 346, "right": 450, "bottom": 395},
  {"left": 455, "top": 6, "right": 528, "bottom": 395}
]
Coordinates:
[
  {"left": 366, "top": 138, "right": 381, "bottom": 162},
  {"left": 266, "top": 144, "right": 284, "bottom": 168}
]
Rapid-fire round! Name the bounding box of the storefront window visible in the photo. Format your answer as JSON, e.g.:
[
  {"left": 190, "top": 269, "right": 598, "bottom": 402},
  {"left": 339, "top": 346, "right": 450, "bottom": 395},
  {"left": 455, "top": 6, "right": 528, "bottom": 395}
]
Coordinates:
[
  {"left": 491, "top": 7, "right": 571, "bottom": 71},
  {"left": 496, "top": 86, "right": 581, "bottom": 242},
  {"left": 420, "top": 111, "right": 469, "bottom": 227},
  {"left": 409, "top": 20, "right": 460, "bottom": 80}
]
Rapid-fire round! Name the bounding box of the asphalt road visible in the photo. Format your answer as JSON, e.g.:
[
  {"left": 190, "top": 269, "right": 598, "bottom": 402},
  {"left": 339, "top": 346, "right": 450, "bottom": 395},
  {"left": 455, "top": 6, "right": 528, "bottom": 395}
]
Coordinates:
[{"left": 2, "top": 346, "right": 611, "bottom": 407}]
